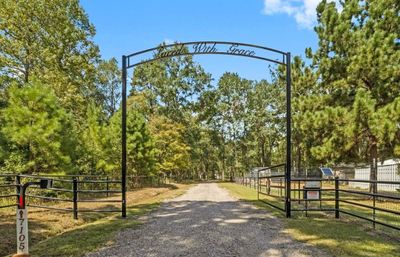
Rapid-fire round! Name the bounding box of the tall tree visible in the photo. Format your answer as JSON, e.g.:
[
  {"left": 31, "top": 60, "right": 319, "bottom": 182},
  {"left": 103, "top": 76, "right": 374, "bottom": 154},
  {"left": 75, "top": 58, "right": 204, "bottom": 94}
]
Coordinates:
[
  {"left": 307, "top": 0, "right": 400, "bottom": 185},
  {"left": 247, "top": 78, "right": 286, "bottom": 168},
  {"left": 149, "top": 115, "right": 190, "bottom": 179},
  {"left": 0, "top": 0, "right": 100, "bottom": 115},
  {"left": 131, "top": 43, "right": 211, "bottom": 123},
  {"left": 75, "top": 102, "right": 107, "bottom": 175},
  {"left": 287, "top": 56, "right": 320, "bottom": 173},
  {"left": 96, "top": 58, "right": 121, "bottom": 117},
  {"left": 0, "top": 80, "right": 70, "bottom": 174},
  {"left": 126, "top": 110, "right": 156, "bottom": 176}
]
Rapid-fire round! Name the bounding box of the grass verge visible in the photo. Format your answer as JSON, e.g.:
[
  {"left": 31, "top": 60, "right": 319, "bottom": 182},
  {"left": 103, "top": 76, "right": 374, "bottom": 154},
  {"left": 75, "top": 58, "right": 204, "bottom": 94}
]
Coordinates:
[
  {"left": 1, "top": 183, "right": 191, "bottom": 257},
  {"left": 219, "top": 182, "right": 400, "bottom": 257}
]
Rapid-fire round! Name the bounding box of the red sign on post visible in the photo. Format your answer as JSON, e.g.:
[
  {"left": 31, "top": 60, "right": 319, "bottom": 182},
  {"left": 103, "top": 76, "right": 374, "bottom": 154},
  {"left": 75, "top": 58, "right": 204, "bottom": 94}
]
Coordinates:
[{"left": 306, "top": 190, "right": 320, "bottom": 200}]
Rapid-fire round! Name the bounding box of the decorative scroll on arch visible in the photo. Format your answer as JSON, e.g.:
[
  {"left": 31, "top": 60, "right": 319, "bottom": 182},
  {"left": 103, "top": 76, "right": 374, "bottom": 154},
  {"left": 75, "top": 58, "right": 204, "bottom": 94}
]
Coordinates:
[{"left": 120, "top": 41, "right": 292, "bottom": 219}]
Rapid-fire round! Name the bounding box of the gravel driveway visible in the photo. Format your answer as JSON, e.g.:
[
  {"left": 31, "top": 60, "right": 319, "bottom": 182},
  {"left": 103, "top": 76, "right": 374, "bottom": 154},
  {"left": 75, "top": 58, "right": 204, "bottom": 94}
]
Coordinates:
[{"left": 87, "top": 183, "right": 328, "bottom": 257}]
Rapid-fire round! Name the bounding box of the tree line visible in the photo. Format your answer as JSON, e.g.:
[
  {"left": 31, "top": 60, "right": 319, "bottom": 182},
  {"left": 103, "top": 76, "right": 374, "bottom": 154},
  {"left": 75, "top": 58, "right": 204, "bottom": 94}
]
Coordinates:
[{"left": 0, "top": 0, "right": 398, "bottom": 180}]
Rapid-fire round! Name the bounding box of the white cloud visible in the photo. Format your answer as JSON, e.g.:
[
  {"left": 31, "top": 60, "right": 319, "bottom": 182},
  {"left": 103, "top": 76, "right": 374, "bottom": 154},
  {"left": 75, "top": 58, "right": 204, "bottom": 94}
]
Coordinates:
[{"left": 262, "top": 0, "right": 338, "bottom": 29}]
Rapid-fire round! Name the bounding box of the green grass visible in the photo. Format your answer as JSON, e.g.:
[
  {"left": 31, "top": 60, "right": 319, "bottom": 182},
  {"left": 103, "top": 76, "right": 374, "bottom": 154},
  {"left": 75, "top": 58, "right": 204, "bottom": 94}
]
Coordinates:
[
  {"left": 2, "top": 184, "right": 191, "bottom": 257},
  {"left": 219, "top": 182, "right": 400, "bottom": 257},
  {"left": 30, "top": 203, "right": 157, "bottom": 257}
]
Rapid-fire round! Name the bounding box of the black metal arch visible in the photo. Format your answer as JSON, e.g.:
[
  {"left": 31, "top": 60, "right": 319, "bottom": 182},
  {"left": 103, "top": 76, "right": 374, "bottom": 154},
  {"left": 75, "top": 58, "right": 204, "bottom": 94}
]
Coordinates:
[
  {"left": 121, "top": 41, "right": 292, "bottom": 218},
  {"left": 125, "top": 41, "right": 288, "bottom": 68}
]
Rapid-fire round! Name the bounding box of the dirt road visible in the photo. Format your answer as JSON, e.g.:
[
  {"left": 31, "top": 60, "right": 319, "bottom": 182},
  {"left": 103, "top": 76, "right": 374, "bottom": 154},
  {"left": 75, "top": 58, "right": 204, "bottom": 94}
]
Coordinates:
[{"left": 87, "top": 183, "right": 327, "bottom": 257}]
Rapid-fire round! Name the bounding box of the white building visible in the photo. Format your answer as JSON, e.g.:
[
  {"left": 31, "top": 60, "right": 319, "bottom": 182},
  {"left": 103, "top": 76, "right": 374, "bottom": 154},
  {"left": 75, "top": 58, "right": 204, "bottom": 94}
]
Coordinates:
[{"left": 349, "top": 159, "right": 400, "bottom": 192}]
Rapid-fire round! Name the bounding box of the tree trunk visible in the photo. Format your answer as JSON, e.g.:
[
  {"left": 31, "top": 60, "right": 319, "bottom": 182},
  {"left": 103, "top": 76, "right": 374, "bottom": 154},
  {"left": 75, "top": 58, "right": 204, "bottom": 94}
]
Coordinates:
[
  {"left": 369, "top": 136, "right": 378, "bottom": 193},
  {"left": 28, "top": 118, "right": 34, "bottom": 174},
  {"left": 260, "top": 137, "right": 266, "bottom": 167},
  {"left": 221, "top": 134, "right": 226, "bottom": 181},
  {"left": 296, "top": 143, "right": 302, "bottom": 177}
]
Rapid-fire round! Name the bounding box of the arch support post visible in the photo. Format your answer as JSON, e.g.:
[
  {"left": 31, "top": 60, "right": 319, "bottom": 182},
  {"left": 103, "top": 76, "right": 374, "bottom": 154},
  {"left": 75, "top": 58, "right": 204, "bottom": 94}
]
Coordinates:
[
  {"left": 285, "top": 52, "right": 292, "bottom": 218},
  {"left": 121, "top": 55, "right": 127, "bottom": 218}
]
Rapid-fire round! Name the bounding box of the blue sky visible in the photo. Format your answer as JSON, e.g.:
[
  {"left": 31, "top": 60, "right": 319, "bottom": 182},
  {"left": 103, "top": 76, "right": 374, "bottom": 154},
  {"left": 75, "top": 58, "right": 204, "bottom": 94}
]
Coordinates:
[{"left": 80, "top": 0, "right": 321, "bottom": 82}]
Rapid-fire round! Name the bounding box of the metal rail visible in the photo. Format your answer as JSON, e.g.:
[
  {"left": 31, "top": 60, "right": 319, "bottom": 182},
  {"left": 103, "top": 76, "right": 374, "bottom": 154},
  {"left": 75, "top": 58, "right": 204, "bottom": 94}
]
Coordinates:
[
  {"left": 0, "top": 204, "right": 17, "bottom": 209},
  {"left": 340, "top": 210, "right": 400, "bottom": 231},
  {"left": 0, "top": 174, "right": 127, "bottom": 219},
  {"left": 27, "top": 204, "right": 73, "bottom": 212},
  {"left": 238, "top": 175, "right": 400, "bottom": 232},
  {"left": 1, "top": 174, "right": 166, "bottom": 220},
  {"left": 26, "top": 194, "right": 72, "bottom": 202},
  {"left": 256, "top": 166, "right": 287, "bottom": 213}
]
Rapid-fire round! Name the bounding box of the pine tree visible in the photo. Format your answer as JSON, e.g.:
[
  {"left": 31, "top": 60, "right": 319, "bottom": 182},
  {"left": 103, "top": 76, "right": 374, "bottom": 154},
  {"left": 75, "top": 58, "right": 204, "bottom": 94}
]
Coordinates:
[
  {"left": 126, "top": 110, "right": 156, "bottom": 176},
  {"left": 307, "top": 0, "right": 400, "bottom": 188},
  {"left": 1, "top": 80, "right": 70, "bottom": 174}
]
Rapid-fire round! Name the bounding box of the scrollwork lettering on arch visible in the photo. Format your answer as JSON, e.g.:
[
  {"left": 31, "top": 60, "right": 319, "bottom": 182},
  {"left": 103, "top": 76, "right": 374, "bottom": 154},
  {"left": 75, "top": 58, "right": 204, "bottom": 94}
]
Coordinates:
[
  {"left": 155, "top": 44, "right": 186, "bottom": 58},
  {"left": 227, "top": 44, "right": 255, "bottom": 57},
  {"left": 154, "top": 42, "right": 258, "bottom": 59},
  {"left": 192, "top": 42, "right": 218, "bottom": 53}
]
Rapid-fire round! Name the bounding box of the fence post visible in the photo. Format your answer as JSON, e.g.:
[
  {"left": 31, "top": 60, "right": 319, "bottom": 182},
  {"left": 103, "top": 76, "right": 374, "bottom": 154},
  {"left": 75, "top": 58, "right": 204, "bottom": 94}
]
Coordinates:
[
  {"left": 257, "top": 170, "right": 259, "bottom": 200},
  {"left": 335, "top": 176, "right": 339, "bottom": 219},
  {"left": 373, "top": 181, "right": 376, "bottom": 229},
  {"left": 106, "top": 176, "right": 109, "bottom": 197},
  {"left": 15, "top": 175, "right": 21, "bottom": 204},
  {"left": 297, "top": 180, "right": 301, "bottom": 204},
  {"left": 73, "top": 178, "right": 78, "bottom": 220}
]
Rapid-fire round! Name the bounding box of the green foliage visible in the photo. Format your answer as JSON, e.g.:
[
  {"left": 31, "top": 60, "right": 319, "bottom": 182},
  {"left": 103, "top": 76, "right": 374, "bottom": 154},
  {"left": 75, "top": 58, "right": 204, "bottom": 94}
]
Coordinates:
[
  {"left": 126, "top": 110, "right": 156, "bottom": 176},
  {"left": 0, "top": 0, "right": 399, "bottom": 181},
  {"left": 198, "top": 72, "right": 287, "bottom": 179},
  {"left": 288, "top": 0, "right": 400, "bottom": 172},
  {"left": 96, "top": 58, "right": 122, "bottom": 117},
  {"left": 309, "top": 0, "right": 400, "bottom": 163},
  {"left": 97, "top": 111, "right": 122, "bottom": 177},
  {"left": 0, "top": 0, "right": 100, "bottom": 114},
  {"left": 132, "top": 43, "right": 212, "bottom": 122},
  {"left": 149, "top": 116, "right": 190, "bottom": 178},
  {"left": 0, "top": 80, "right": 70, "bottom": 173},
  {"left": 74, "top": 102, "right": 108, "bottom": 175}
]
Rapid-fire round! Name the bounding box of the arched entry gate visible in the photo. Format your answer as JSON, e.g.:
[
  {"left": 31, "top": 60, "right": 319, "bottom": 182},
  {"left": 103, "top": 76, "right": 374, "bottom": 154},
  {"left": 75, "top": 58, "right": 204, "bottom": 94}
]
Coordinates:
[{"left": 121, "top": 41, "right": 292, "bottom": 218}]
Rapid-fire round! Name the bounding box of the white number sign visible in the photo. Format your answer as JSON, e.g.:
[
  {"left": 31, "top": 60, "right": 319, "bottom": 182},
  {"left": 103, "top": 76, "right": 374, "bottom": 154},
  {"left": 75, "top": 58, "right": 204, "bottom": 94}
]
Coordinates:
[
  {"left": 16, "top": 208, "right": 29, "bottom": 254},
  {"left": 305, "top": 181, "right": 321, "bottom": 188}
]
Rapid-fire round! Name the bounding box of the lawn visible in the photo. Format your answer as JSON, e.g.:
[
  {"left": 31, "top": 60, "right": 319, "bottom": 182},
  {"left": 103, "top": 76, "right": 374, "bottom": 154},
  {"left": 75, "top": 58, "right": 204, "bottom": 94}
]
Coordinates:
[
  {"left": 1, "top": 183, "right": 191, "bottom": 257},
  {"left": 219, "top": 182, "right": 400, "bottom": 257}
]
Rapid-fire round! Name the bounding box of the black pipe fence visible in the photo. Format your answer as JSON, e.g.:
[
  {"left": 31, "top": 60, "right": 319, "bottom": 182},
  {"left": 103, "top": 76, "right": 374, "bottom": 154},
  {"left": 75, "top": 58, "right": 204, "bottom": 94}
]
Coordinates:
[
  {"left": 0, "top": 174, "right": 19, "bottom": 209},
  {"left": 239, "top": 176, "right": 258, "bottom": 190},
  {"left": 236, "top": 171, "right": 400, "bottom": 233},
  {"left": 257, "top": 164, "right": 287, "bottom": 212},
  {"left": 337, "top": 178, "right": 400, "bottom": 231},
  {"left": 236, "top": 164, "right": 288, "bottom": 212},
  {"left": 257, "top": 174, "right": 286, "bottom": 212},
  {"left": 0, "top": 174, "right": 166, "bottom": 219}
]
